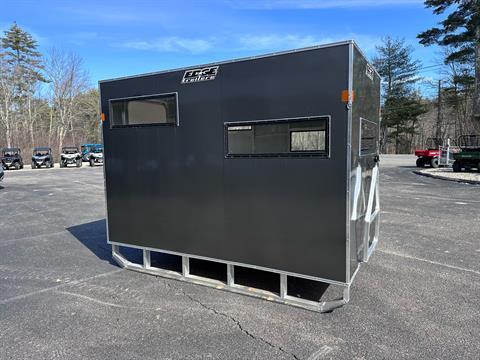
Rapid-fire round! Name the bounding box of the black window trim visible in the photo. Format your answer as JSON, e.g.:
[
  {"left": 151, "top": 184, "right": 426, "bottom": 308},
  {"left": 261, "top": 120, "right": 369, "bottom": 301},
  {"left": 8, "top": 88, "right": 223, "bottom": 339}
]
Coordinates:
[
  {"left": 359, "top": 117, "right": 378, "bottom": 156},
  {"left": 108, "top": 92, "right": 179, "bottom": 129},
  {"left": 224, "top": 115, "right": 331, "bottom": 158}
]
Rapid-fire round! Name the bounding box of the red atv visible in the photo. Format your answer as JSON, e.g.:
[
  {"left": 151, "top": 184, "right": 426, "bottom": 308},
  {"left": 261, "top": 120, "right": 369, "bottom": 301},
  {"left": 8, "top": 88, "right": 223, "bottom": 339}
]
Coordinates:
[{"left": 415, "top": 138, "right": 443, "bottom": 168}]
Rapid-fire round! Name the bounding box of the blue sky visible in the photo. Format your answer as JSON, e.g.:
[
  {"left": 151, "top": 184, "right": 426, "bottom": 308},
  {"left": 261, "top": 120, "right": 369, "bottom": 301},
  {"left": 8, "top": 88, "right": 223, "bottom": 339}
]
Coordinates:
[{"left": 2, "top": 0, "right": 444, "bottom": 94}]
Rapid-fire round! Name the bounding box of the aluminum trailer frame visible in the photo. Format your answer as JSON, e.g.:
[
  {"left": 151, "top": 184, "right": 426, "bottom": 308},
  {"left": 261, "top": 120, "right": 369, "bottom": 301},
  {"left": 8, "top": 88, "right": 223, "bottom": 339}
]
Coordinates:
[{"left": 99, "top": 40, "right": 381, "bottom": 312}]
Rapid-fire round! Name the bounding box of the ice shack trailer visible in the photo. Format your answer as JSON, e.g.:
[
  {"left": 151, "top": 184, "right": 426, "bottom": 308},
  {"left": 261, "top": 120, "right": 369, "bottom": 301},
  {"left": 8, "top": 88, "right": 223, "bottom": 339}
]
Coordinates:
[{"left": 99, "top": 40, "right": 381, "bottom": 312}]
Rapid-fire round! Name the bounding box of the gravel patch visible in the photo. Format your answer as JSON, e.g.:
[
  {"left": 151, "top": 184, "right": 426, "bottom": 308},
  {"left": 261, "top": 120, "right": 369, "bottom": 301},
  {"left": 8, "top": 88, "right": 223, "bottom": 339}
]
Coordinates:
[{"left": 414, "top": 167, "right": 480, "bottom": 184}]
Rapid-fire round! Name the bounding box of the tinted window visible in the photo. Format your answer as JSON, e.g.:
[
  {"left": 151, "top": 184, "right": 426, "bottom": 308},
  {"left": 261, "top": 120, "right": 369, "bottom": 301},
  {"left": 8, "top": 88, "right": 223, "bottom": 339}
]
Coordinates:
[
  {"left": 226, "top": 117, "right": 328, "bottom": 157},
  {"left": 110, "top": 94, "right": 177, "bottom": 127}
]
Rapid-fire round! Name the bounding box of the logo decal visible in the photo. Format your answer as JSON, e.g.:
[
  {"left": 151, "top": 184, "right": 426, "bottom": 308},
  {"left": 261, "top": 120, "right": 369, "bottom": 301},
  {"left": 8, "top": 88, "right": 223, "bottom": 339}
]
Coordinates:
[
  {"left": 181, "top": 66, "right": 219, "bottom": 84},
  {"left": 365, "top": 63, "right": 374, "bottom": 81}
]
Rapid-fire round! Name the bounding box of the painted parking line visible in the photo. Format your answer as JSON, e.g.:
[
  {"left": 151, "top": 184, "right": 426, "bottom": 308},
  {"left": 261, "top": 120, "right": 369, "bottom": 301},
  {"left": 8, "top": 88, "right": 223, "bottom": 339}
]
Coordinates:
[
  {"left": 0, "top": 269, "right": 122, "bottom": 306},
  {"left": 307, "top": 345, "right": 333, "bottom": 360},
  {"left": 378, "top": 249, "right": 480, "bottom": 276}
]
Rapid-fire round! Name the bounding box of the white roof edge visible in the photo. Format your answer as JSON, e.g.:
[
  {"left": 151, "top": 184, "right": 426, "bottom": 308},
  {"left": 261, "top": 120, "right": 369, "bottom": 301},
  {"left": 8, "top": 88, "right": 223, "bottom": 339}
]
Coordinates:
[{"left": 99, "top": 40, "right": 356, "bottom": 84}]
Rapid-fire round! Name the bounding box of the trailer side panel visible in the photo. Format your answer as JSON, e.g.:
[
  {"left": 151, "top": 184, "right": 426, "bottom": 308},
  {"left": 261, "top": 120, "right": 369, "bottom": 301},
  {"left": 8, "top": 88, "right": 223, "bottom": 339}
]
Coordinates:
[{"left": 101, "top": 44, "right": 350, "bottom": 282}]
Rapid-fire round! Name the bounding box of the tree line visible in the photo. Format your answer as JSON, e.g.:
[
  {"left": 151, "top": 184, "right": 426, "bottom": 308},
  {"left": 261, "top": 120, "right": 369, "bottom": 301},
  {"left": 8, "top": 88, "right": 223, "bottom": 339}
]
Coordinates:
[
  {"left": 0, "top": 23, "right": 100, "bottom": 158},
  {"left": 374, "top": 0, "right": 479, "bottom": 153},
  {"left": 1, "top": 0, "right": 478, "bottom": 156}
]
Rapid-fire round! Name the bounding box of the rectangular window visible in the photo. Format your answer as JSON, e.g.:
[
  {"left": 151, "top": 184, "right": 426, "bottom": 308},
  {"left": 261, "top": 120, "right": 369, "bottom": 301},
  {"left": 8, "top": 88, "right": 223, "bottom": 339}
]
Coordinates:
[
  {"left": 110, "top": 93, "right": 178, "bottom": 127},
  {"left": 360, "top": 118, "right": 378, "bottom": 155},
  {"left": 226, "top": 116, "right": 329, "bottom": 157}
]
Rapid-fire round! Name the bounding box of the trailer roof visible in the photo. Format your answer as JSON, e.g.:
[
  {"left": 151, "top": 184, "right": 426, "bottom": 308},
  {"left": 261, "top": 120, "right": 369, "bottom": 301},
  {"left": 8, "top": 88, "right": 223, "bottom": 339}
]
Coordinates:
[{"left": 99, "top": 40, "right": 379, "bottom": 84}]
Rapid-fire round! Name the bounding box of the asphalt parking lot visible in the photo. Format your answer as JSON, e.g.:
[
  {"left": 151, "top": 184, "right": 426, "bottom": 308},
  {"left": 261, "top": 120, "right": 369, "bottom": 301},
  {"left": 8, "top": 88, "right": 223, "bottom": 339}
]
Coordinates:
[{"left": 0, "top": 155, "right": 479, "bottom": 360}]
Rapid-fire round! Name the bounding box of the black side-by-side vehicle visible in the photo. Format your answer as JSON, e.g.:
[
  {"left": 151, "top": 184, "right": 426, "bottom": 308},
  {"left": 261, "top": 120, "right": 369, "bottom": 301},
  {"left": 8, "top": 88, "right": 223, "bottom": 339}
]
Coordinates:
[
  {"left": 60, "top": 146, "right": 82, "bottom": 168},
  {"left": 31, "top": 147, "right": 54, "bottom": 169},
  {"left": 1, "top": 148, "right": 23, "bottom": 170}
]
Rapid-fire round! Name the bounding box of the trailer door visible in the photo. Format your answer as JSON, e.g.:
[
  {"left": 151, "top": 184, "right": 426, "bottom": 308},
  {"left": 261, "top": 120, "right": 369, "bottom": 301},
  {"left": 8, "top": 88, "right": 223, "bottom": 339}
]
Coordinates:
[{"left": 357, "top": 118, "right": 380, "bottom": 262}]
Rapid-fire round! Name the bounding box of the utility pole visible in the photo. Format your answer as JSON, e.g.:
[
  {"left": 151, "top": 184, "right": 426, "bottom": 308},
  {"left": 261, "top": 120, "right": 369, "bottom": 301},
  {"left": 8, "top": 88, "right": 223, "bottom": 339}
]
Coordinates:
[{"left": 436, "top": 80, "right": 442, "bottom": 139}]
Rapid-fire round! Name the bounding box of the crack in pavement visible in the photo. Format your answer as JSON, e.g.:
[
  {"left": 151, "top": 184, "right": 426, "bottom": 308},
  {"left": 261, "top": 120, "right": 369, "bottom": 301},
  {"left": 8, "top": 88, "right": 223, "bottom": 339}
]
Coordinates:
[{"left": 164, "top": 281, "right": 300, "bottom": 360}]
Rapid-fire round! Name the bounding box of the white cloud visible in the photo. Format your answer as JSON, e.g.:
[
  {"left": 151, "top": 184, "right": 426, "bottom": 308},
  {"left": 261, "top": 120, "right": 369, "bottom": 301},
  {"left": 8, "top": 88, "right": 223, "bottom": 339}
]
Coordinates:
[
  {"left": 239, "top": 33, "right": 381, "bottom": 55},
  {"left": 228, "top": 0, "right": 423, "bottom": 9},
  {"left": 118, "top": 37, "right": 214, "bottom": 54},
  {"left": 116, "top": 32, "right": 382, "bottom": 57},
  {"left": 239, "top": 34, "right": 317, "bottom": 50}
]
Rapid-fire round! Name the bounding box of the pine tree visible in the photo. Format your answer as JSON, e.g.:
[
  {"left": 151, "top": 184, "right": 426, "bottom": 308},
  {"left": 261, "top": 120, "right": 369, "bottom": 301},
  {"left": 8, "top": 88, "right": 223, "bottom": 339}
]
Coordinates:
[
  {"left": 0, "top": 22, "right": 47, "bottom": 147},
  {"left": 373, "top": 37, "right": 422, "bottom": 98},
  {"left": 417, "top": 0, "right": 480, "bottom": 123},
  {"left": 1, "top": 22, "right": 47, "bottom": 96},
  {"left": 373, "top": 37, "right": 427, "bottom": 153}
]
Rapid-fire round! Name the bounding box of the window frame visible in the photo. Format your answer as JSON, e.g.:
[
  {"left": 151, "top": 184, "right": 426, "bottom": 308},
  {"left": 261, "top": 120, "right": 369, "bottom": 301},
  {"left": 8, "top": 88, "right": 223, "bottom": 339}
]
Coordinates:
[
  {"left": 359, "top": 117, "right": 378, "bottom": 156},
  {"left": 224, "top": 115, "right": 331, "bottom": 158},
  {"left": 108, "top": 92, "right": 179, "bottom": 129}
]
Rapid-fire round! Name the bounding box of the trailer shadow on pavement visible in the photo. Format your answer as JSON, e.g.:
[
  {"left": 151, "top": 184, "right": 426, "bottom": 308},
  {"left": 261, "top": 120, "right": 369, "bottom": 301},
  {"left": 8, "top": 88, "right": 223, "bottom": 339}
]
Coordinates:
[
  {"left": 66, "top": 219, "right": 114, "bottom": 264},
  {"left": 85, "top": 222, "right": 333, "bottom": 304}
]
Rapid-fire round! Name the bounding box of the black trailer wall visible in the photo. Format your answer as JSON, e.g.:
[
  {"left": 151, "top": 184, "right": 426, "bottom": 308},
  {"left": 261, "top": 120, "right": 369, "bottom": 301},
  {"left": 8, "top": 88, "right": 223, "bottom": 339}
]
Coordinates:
[{"left": 100, "top": 44, "right": 352, "bottom": 282}]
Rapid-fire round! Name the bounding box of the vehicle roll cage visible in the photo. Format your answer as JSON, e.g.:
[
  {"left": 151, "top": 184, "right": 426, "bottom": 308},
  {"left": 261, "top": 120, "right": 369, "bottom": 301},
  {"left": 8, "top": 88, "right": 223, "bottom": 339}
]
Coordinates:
[
  {"left": 62, "top": 147, "right": 79, "bottom": 152},
  {"left": 33, "top": 147, "right": 51, "bottom": 154},
  {"left": 457, "top": 135, "right": 480, "bottom": 150},
  {"left": 2, "top": 148, "right": 20, "bottom": 155}
]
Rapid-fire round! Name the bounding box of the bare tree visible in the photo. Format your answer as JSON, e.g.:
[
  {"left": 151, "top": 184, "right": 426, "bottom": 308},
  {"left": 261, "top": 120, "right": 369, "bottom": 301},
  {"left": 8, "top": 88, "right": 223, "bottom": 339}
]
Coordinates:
[
  {"left": 1, "top": 25, "right": 98, "bottom": 154},
  {"left": 441, "top": 47, "right": 475, "bottom": 138},
  {"left": 0, "top": 54, "right": 15, "bottom": 147},
  {"left": 75, "top": 88, "right": 100, "bottom": 143},
  {"left": 24, "top": 85, "right": 46, "bottom": 148},
  {"left": 44, "top": 48, "right": 89, "bottom": 153}
]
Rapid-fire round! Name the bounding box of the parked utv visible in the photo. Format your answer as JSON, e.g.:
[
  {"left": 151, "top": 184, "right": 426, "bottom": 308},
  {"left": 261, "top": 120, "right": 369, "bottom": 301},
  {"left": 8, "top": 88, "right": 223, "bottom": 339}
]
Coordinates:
[
  {"left": 81, "top": 143, "right": 102, "bottom": 162},
  {"left": 1, "top": 148, "right": 24, "bottom": 170},
  {"left": 31, "top": 147, "right": 54, "bottom": 169},
  {"left": 414, "top": 138, "right": 444, "bottom": 168},
  {"left": 60, "top": 146, "right": 82, "bottom": 168},
  {"left": 0, "top": 165, "right": 4, "bottom": 182},
  {"left": 87, "top": 146, "right": 104, "bottom": 167},
  {"left": 452, "top": 135, "right": 480, "bottom": 172}
]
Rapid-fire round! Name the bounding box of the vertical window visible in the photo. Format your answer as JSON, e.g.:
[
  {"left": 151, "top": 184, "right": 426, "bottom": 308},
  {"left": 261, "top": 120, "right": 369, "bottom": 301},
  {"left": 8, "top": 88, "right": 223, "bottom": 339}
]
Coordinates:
[
  {"left": 226, "top": 116, "right": 329, "bottom": 157},
  {"left": 360, "top": 118, "right": 378, "bottom": 155},
  {"left": 110, "top": 93, "right": 178, "bottom": 127}
]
